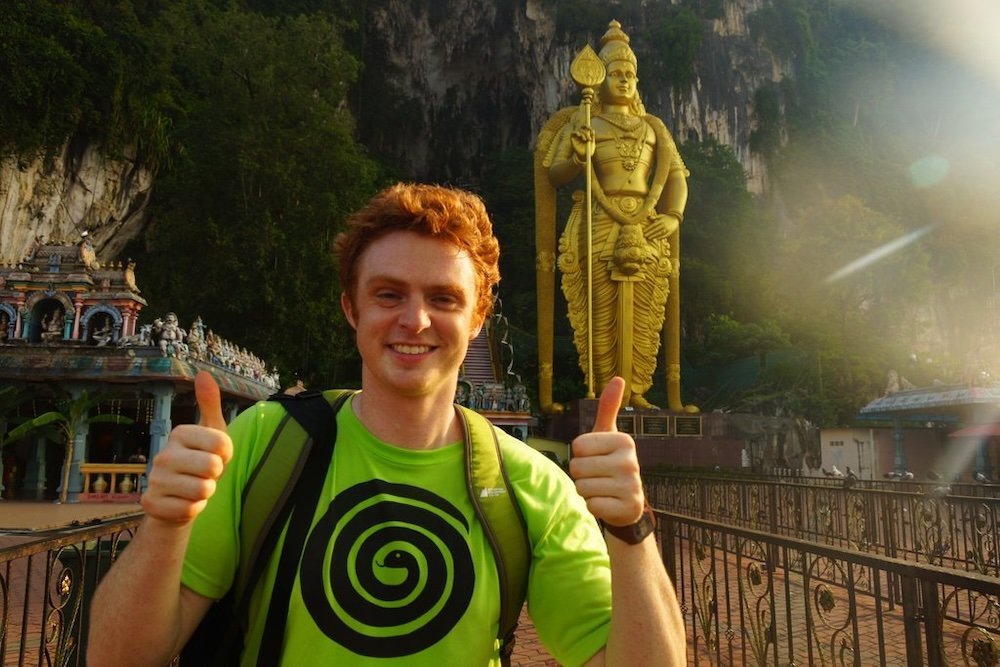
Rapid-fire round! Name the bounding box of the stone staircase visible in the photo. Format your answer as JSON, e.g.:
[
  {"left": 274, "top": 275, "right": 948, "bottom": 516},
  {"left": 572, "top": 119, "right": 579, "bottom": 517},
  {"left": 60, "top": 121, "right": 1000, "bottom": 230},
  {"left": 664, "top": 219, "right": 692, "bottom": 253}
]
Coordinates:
[{"left": 462, "top": 328, "right": 495, "bottom": 384}]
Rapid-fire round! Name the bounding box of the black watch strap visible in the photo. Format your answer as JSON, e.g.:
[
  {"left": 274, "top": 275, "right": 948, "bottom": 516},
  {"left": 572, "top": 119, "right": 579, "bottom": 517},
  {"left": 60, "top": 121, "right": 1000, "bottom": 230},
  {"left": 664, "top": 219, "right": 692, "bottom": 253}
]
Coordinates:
[{"left": 602, "top": 503, "right": 656, "bottom": 545}]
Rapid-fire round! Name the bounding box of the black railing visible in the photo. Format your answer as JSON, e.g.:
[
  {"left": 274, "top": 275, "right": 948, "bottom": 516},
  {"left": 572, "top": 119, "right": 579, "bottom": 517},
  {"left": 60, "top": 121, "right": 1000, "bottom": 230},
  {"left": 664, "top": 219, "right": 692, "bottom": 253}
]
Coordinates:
[
  {"left": 657, "top": 509, "right": 1000, "bottom": 666},
  {"left": 646, "top": 472, "right": 1000, "bottom": 575},
  {"left": 0, "top": 517, "right": 139, "bottom": 666},
  {"left": 7, "top": 492, "right": 1000, "bottom": 666}
]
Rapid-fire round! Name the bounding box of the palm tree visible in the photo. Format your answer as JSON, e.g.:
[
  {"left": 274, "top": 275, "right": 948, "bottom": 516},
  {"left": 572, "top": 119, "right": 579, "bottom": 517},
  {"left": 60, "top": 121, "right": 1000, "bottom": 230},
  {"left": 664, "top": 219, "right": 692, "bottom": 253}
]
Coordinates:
[{"left": 5, "top": 386, "right": 133, "bottom": 503}]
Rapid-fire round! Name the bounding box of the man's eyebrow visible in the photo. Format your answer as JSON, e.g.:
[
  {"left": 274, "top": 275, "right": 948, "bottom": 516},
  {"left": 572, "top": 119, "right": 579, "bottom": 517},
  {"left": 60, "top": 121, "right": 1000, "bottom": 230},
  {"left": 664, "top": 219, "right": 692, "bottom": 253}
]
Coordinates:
[{"left": 362, "top": 275, "right": 467, "bottom": 297}]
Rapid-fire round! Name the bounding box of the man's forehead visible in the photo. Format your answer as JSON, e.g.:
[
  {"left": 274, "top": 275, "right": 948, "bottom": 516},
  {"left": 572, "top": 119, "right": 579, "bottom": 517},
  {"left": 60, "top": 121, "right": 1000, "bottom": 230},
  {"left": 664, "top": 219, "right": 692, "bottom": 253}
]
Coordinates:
[
  {"left": 357, "top": 232, "right": 474, "bottom": 279},
  {"left": 363, "top": 230, "right": 469, "bottom": 259}
]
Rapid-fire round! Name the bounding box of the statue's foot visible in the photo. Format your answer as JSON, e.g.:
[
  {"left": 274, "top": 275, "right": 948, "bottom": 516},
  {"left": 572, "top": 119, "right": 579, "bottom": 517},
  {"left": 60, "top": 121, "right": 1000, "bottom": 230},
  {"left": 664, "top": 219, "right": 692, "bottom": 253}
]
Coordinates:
[
  {"left": 629, "top": 394, "right": 660, "bottom": 410},
  {"left": 683, "top": 404, "right": 701, "bottom": 414}
]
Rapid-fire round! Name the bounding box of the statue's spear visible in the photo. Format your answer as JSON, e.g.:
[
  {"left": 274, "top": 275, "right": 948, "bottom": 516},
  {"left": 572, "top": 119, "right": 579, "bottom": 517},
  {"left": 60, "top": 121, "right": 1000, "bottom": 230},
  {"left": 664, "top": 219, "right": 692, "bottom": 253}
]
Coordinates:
[{"left": 570, "top": 45, "right": 605, "bottom": 399}]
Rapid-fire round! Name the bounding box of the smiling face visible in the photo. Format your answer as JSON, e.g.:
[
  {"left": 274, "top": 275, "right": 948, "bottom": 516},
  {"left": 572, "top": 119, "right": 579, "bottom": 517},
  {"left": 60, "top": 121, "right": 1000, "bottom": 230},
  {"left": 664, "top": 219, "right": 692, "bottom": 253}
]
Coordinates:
[{"left": 341, "top": 231, "right": 483, "bottom": 404}]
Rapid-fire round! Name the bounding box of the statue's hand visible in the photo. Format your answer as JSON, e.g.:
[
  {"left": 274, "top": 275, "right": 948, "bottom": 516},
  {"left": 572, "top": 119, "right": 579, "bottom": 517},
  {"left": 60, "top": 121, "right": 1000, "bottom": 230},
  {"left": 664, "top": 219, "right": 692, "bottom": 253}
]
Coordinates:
[
  {"left": 570, "top": 126, "right": 594, "bottom": 165},
  {"left": 645, "top": 212, "right": 679, "bottom": 241}
]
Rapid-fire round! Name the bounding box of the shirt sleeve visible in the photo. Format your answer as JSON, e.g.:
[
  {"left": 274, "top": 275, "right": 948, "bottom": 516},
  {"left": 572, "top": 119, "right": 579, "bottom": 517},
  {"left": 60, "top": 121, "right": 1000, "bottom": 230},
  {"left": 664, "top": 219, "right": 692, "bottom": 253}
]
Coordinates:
[{"left": 502, "top": 438, "right": 612, "bottom": 666}]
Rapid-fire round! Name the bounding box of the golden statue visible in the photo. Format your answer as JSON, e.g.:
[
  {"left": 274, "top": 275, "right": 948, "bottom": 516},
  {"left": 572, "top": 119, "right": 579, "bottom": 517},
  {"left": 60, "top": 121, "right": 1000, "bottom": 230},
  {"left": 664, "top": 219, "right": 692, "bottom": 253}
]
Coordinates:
[{"left": 535, "top": 20, "right": 695, "bottom": 413}]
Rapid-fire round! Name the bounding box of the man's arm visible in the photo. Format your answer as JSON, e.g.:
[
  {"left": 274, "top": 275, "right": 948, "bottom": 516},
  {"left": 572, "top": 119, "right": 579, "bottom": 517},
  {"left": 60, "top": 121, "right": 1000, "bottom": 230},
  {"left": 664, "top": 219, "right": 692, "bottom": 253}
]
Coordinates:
[
  {"left": 570, "top": 378, "right": 686, "bottom": 667},
  {"left": 88, "top": 372, "right": 232, "bottom": 665}
]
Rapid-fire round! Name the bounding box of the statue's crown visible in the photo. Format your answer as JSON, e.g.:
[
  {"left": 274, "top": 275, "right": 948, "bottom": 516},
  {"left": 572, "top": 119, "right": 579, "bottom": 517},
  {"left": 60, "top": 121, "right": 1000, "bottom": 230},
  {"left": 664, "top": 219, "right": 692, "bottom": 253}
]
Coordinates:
[{"left": 599, "top": 20, "right": 636, "bottom": 67}]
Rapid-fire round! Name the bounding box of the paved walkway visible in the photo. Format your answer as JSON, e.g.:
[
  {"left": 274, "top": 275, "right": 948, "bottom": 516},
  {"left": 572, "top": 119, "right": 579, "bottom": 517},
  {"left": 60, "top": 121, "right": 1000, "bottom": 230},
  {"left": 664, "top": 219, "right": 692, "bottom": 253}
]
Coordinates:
[{"left": 0, "top": 499, "right": 143, "bottom": 532}]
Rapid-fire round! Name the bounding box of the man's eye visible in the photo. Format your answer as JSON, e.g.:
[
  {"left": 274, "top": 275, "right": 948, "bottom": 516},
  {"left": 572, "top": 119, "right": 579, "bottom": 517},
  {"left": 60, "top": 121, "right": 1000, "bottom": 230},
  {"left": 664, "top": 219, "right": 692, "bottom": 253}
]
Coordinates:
[
  {"left": 376, "top": 291, "right": 401, "bottom": 302},
  {"left": 432, "top": 295, "right": 459, "bottom": 307}
]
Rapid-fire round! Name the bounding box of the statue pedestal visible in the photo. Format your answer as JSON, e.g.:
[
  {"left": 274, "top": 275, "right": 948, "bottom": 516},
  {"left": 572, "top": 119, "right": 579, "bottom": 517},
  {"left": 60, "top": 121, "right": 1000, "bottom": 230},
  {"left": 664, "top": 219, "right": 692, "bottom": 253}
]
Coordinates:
[
  {"left": 543, "top": 398, "right": 686, "bottom": 442},
  {"left": 541, "top": 399, "right": 748, "bottom": 471}
]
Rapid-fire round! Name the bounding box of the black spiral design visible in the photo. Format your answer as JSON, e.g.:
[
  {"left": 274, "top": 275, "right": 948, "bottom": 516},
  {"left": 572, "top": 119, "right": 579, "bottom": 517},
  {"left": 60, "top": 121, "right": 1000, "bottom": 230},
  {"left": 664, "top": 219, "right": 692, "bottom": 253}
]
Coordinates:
[{"left": 300, "top": 479, "right": 475, "bottom": 657}]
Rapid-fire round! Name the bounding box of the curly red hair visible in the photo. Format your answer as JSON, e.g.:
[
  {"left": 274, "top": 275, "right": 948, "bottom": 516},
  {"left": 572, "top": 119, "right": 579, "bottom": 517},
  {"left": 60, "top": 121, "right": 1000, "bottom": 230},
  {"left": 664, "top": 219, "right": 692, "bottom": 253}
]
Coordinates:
[{"left": 334, "top": 183, "right": 500, "bottom": 322}]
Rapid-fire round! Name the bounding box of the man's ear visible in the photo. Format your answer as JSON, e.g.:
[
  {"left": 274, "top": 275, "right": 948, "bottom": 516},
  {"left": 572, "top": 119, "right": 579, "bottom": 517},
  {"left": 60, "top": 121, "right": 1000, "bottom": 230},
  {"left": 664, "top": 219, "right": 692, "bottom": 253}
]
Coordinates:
[
  {"left": 469, "top": 313, "right": 484, "bottom": 340},
  {"left": 340, "top": 292, "right": 357, "bottom": 330}
]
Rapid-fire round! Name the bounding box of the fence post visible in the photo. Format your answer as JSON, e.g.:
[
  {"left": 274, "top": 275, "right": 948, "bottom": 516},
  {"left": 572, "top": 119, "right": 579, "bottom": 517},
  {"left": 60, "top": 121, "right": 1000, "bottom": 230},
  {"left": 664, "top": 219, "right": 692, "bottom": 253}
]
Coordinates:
[
  {"left": 662, "top": 515, "right": 677, "bottom": 582},
  {"left": 921, "top": 578, "right": 943, "bottom": 667},
  {"left": 899, "top": 574, "right": 924, "bottom": 667}
]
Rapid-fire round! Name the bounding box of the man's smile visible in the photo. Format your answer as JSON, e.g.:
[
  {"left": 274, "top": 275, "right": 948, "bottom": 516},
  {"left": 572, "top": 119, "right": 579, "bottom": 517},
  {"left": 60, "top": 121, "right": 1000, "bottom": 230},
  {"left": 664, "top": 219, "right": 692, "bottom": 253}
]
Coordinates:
[{"left": 391, "top": 344, "right": 433, "bottom": 355}]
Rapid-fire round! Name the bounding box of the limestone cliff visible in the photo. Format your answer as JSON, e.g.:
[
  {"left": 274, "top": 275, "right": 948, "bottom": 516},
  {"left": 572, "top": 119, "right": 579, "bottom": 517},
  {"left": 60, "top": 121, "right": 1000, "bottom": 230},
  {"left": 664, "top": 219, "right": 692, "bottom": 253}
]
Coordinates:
[
  {"left": 356, "top": 0, "right": 787, "bottom": 192},
  {"left": 0, "top": 140, "right": 153, "bottom": 266},
  {"left": 0, "top": 0, "right": 786, "bottom": 263}
]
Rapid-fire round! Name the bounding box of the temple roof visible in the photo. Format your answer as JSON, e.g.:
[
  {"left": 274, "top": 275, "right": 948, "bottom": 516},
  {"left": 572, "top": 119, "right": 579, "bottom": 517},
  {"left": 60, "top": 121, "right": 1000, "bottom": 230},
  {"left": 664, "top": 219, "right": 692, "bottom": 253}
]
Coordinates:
[
  {"left": 0, "top": 346, "right": 274, "bottom": 402},
  {"left": 859, "top": 383, "right": 1000, "bottom": 420}
]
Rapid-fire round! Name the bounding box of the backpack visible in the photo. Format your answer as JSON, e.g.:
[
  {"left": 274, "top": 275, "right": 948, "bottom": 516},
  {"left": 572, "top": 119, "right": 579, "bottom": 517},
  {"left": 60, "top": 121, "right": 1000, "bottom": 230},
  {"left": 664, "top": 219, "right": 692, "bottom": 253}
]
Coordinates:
[{"left": 181, "top": 389, "right": 530, "bottom": 666}]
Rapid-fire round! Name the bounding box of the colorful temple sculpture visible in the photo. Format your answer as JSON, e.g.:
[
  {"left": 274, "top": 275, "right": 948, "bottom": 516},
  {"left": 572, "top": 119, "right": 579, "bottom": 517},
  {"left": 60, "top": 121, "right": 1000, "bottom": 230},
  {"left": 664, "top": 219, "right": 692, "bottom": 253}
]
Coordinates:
[
  {"left": 457, "top": 309, "right": 534, "bottom": 442},
  {"left": 0, "top": 238, "right": 279, "bottom": 502}
]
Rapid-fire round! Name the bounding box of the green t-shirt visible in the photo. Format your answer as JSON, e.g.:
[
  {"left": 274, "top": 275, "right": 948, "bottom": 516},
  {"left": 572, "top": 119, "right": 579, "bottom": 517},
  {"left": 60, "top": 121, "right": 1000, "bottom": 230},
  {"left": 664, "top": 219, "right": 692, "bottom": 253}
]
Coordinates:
[{"left": 182, "top": 395, "right": 612, "bottom": 666}]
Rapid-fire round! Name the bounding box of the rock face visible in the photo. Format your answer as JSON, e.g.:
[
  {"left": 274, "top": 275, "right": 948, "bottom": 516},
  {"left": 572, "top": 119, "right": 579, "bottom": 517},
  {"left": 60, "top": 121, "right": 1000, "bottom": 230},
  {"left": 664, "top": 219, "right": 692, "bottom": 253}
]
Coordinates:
[
  {"left": 0, "top": 0, "right": 787, "bottom": 261},
  {"left": 0, "top": 140, "right": 154, "bottom": 266},
  {"left": 357, "top": 0, "right": 788, "bottom": 192}
]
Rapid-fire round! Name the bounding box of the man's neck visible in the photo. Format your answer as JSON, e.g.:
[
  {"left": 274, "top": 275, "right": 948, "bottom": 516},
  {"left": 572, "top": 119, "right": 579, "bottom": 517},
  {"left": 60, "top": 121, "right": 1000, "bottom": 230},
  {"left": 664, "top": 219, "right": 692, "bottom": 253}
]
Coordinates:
[{"left": 352, "top": 386, "right": 462, "bottom": 451}]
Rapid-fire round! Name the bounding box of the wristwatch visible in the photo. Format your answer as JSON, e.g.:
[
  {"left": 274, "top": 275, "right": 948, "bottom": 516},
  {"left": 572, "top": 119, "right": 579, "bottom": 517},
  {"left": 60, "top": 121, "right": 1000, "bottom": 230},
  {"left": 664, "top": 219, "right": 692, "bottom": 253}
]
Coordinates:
[{"left": 602, "top": 503, "right": 656, "bottom": 545}]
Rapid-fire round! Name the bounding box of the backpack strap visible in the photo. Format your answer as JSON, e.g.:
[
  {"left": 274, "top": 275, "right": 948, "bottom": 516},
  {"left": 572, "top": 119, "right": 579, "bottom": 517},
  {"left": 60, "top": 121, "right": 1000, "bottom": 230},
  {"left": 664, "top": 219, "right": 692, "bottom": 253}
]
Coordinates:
[
  {"left": 457, "top": 405, "right": 531, "bottom": 667},
  {"left": 229, "top": 389, "right": 354, "bottom": 662}
]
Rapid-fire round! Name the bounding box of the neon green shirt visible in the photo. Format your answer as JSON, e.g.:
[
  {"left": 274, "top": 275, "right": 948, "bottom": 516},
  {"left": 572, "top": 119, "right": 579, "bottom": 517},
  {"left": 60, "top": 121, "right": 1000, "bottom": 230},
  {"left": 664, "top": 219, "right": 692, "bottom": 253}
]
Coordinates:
[{"left": 182, "top": 395, "right": 612, "bottom": 666}]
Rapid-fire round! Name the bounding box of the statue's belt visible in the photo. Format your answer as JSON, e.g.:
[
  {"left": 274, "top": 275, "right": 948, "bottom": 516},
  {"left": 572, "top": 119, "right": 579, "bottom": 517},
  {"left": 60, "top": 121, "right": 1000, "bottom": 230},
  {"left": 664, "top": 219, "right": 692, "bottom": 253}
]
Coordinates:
[{"left": 603, "top": 194, "right": 643, "bottom": 215}]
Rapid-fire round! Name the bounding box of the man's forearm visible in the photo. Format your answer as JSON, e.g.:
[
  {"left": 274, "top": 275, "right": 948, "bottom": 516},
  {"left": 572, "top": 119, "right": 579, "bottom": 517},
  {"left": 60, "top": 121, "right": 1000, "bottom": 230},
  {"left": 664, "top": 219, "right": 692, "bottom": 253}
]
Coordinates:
[
  {"left": 600, "top": 535, "right": 686, "bottom": 666},
  {"left": 87, "top": 517, "right": 199, "bottom": 665}
]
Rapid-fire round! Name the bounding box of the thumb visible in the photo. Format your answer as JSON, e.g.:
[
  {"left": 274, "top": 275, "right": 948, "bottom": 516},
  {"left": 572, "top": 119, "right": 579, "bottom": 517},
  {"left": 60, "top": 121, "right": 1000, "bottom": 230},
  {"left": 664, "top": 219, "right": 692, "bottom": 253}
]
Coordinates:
[
  {"left": 195, "top": 371, "right": 227, "bottom": 432},
  {"left": 591, "top": 377, "right": 625, "bottom": 433}
]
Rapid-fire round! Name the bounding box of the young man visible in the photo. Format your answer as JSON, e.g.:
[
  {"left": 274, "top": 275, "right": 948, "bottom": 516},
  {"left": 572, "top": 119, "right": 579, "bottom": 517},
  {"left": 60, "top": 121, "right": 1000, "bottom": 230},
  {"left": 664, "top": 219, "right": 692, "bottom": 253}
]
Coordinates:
[{"left": 88, "top": 183, "right": 684, "bottom": 665}]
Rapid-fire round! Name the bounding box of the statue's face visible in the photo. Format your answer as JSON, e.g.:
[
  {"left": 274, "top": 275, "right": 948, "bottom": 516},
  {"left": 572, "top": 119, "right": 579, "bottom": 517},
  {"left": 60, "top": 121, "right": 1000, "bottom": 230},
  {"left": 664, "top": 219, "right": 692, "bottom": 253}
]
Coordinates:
[
  {"left": 602, "top": 60, "right": 638, "bottom": 105},
  {"left": 166, "top": 313, "right": 177, "bottom": 324}
]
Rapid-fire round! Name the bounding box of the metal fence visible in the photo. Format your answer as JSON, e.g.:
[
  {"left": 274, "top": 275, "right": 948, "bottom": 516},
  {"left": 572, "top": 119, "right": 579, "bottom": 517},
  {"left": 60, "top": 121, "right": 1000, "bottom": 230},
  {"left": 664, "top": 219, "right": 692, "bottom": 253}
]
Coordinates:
[
  {"left": 646, "top": 472, "right": 1000, "bottom": 576},
  {"left": 658, "top": 509, "right": 1000, "bottom": 666},
  {"left": 1, "top": 517, "right": 139, "bottom": 666},
  {"left": 6, "top": 491, "right": 1000, "bottom": 666}
]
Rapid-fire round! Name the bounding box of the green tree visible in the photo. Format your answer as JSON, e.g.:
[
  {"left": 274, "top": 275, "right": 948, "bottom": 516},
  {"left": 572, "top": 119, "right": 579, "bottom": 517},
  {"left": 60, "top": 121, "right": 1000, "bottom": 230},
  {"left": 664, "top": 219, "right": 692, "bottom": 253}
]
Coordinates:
[
  {"left": 124, "top": 2, "right": 382, "bottom": 387},
  {"left": 5, "top": 388, "right": 133, "bottom": 504}
]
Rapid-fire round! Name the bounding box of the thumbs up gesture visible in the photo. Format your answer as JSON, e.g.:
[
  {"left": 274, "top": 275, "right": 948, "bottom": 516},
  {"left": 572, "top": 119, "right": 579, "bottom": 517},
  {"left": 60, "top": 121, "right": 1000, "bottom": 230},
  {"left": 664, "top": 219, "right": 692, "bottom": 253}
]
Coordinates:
[
  {"left": 569, "top": 377, "right": 646, "bottom": 528},
  {"left": 142, "top": 371, "right": 233, "bottom": 524}
]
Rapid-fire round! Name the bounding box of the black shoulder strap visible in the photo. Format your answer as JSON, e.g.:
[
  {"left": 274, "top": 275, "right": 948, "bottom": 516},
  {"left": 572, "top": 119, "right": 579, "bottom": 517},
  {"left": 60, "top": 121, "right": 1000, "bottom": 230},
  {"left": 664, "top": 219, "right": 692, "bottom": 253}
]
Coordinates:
[{"left": 256, "top": 390, "right": 352, "bottom": 665}]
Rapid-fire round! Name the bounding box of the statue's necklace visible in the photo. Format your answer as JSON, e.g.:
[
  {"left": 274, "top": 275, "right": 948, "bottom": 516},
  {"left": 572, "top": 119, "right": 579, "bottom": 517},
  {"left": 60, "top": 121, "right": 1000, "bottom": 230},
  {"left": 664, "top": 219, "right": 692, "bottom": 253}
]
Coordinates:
[
  {"left": 601, "top": 111, "right": 643, "bottom": 132},
  {"left": 612, "top": 127, "right": 643, "bottom": 172},
  {"left": 601, "top": 112, "right": 644, "bottom": 171}
]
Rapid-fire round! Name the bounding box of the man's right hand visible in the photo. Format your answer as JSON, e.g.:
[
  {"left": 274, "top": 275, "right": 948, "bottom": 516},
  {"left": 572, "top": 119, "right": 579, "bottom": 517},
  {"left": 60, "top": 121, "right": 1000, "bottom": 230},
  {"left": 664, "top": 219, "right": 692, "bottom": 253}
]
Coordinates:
[{"left": 141, "top": 371, "right": 233, "bottom": 524}]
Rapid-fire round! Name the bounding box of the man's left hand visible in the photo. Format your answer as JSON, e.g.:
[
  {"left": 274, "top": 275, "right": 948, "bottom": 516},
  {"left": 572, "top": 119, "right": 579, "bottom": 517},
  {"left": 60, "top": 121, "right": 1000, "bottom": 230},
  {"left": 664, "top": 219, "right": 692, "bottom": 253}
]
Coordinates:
[{"left": 569, "top": 377, "right": 645, "bottom": 528}]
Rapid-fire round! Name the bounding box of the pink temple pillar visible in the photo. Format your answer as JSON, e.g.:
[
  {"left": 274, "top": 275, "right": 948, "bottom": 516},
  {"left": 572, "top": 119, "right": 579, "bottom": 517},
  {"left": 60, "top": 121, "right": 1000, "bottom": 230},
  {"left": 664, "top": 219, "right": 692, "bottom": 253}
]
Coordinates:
[
  {"left": 73, "top": 299, "right": 83, "bottom": 340},
  {"left": 13, "top": 301, "right": 23, "bottom": 338}
]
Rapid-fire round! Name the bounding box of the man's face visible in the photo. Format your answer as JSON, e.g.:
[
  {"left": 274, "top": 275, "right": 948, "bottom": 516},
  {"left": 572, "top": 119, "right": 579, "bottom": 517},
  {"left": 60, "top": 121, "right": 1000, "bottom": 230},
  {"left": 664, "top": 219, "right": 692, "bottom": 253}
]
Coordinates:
[
  {"left": 602, "top": 60, "right": 638, "bottom": 106},
  {"left": 342, "top": 231, "right": 482, "bottom": 402}
]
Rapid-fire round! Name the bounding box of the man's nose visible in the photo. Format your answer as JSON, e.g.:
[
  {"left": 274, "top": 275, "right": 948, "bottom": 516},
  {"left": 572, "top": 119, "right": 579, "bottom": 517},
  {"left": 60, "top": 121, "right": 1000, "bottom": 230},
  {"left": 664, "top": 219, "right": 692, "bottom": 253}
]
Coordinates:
[{"left": 399, "top": 299, "right": 431, "bottom": 331}]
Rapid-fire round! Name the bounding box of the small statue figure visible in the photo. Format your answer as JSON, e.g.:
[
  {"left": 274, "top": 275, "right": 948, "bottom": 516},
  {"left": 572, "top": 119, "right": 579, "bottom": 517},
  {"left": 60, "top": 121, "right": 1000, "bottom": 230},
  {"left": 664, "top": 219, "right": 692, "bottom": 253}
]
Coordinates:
[
  {"left": 124, "top": 260, "right": 141, "bottom": 293},
  {"left": 515, "top": 385, "right": 531, "bottom": 413},
  {"left": 40, "top": 308, "right": 65, "bottom": 343},
  {"left": 0, "top": 312, "right": 8, "bottom": 342},
  {"left": 91, "top": 315, "right": 113, "bottom": 346},
  {"left": 79, "top": 233, "right": 100, "bottom": 271},
  {"left": 156, "top": 312, "right": 187, "bottom": 357},
  {"left": 186, "top": 317, "right": 207, "bottom": 360}
]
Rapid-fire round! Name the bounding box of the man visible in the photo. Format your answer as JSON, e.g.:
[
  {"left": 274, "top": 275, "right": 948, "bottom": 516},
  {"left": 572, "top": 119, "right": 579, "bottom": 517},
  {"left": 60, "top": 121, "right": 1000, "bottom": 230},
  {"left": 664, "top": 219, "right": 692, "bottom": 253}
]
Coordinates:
[{"left": 89, "top": 183, "right": 684, "bottom": 665}]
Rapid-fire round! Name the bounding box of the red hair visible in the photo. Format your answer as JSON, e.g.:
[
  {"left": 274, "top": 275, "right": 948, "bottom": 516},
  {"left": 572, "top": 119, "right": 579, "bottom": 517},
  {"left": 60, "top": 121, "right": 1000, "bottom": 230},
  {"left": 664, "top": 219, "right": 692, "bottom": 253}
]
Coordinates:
[{"left": 334, "top": 183, "right": 500, "bottom": 321}]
